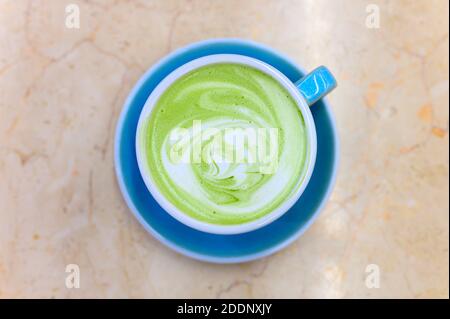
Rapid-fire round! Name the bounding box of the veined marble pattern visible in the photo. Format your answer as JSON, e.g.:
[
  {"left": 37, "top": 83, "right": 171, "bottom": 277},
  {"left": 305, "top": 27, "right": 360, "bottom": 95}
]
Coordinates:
[{"left": 0, "top": 0, "right": 448, "bottom": 298}]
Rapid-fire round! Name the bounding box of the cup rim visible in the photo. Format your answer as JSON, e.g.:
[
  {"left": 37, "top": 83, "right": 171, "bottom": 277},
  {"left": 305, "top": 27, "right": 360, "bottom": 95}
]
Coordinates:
[{"left": 135, "top": 54, "right": 317, "bottom": 234}]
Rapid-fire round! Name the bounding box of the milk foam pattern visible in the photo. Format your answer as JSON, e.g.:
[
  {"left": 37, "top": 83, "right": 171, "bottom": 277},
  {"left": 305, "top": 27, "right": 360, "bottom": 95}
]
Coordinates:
[{"left": 140, "top": 63, "right": 309, "bottom": 225}]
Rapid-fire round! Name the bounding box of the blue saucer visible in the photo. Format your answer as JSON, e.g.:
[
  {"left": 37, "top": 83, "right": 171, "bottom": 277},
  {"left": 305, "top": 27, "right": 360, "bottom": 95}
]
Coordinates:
[{"left": 114, "top": 39, "right": 339, "bottom": 263}]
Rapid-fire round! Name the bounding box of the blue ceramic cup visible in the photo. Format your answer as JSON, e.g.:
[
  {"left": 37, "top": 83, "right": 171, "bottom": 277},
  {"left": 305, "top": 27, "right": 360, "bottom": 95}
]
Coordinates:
[{"left": 135, "top": 54, "right": 337, "bottom": 235}]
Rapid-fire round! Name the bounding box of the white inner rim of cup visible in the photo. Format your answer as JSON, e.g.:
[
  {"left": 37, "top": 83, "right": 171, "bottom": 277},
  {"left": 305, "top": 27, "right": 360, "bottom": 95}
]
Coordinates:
[{"left": 136, "top": 54, "right": 317, "bottom": 235}]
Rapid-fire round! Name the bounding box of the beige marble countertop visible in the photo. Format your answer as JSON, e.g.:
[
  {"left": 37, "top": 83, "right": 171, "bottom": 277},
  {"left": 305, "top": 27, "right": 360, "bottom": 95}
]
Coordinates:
[{"left": 0, "top": 0, "right": 448, "bottom": 298}]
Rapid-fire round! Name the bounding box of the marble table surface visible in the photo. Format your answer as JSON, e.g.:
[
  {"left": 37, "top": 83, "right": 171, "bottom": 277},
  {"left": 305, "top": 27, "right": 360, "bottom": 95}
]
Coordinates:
[{"left": 0, "top": 0, "right": 448, "bottom": 298}]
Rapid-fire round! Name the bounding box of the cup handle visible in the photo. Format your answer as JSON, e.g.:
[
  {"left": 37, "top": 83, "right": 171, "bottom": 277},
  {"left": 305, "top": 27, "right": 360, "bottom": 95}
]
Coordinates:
[{"left": 295, "top": 66, "right": 337, "bottom": 106}]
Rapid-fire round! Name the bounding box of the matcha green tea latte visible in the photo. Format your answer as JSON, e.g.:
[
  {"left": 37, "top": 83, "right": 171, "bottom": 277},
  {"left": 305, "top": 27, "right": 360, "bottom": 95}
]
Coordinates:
[{"left": 137, "top": 63, "right": 310, "bottom": 226}]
